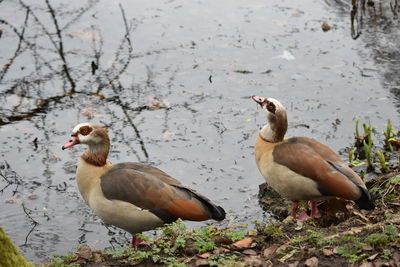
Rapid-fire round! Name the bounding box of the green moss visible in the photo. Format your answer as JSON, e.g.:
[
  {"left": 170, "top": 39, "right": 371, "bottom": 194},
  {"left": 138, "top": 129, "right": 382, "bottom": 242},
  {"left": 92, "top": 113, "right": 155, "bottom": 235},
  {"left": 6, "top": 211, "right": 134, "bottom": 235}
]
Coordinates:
[
  {"left": 255, "top": 222, "right": 284, "bottom": 238},
  {"left": 290, "top": 229, "right": 332, "bottom": 247},
  {"left": 0, "top": 227, "right": 35, "bottom": 267},
  {"left": 209, "top": 253, "right": 239, "bottom": 267},
  {"left": 366, "top": 233, "right": 389, "bottom": 246}
]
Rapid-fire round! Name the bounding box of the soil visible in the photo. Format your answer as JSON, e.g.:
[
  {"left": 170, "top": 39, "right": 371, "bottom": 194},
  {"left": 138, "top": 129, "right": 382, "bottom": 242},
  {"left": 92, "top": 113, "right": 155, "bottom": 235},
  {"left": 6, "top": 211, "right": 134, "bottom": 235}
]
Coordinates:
[{"left": 43, "top": 172, "right": 400, "bottom": 267}]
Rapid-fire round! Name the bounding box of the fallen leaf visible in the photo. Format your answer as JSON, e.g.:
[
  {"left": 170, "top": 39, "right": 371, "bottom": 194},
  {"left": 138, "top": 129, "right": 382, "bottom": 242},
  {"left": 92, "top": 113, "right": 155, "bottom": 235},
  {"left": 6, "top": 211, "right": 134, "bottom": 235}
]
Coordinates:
[
  {"left": 91, "top": 93, "right": 105, "bottom": 100},
  {"left": 212, "top": 235, "right": 231, "bottom": 244},
  {"left": 279, "top": 249, "right": 296, "bottom": 263},
  {"left": 362, "top": 245, "right": 374, "bottom": 251},
  {"left": 198, "top": 252, "right": 210, "bottom": 259},
  {"left": 321, "top": 22, "right": 331, "bottom": 32},
  {"left": 358, "top": 262, "right": 373, "bottom": 267},
  {"left": 304, "top": 256, "right": 319, "bottom": 267},
  {"left": 265, "top": 260, "right": 273, "bottom": 267},
  {"left": 352, "top": 210, "right": 369, "bottom": 222},
  {"left": 242, "top": 249, "right": 257, "bottom": 255},
  {"left": 242, "top": 255, "right": 263, "bottom": 267},
  {"left": 367, "top": 253, "right": 379, "bottom": 261},
  {"left": 263, "top": 245, "right": 278, "bottom": 259},
  {"left": 195, "top": 258, "right": 208, "bottom": 266},
  {"left": 27, "top": 195, "right": 38, "bottom": 201},
  {"left": 247, "top": 230, "right": 258, "bottom": 236},
  {"left": 322, "top": 248, "right": 333, "bottom": 256},
  {"left": 213, "top": 247, "right": 229, "bottom": 255},
  {"left": 76, "top": 245, "right": 92, "bottom": 260},
  {"left": 393, "top": 252, "right": 400, "bottom": 265},
  {"left": 308, "top": 247, "right": 316, "bottom": 254},
  {"left": 232, "top": 237, "right": 254, "bottom": 250}
]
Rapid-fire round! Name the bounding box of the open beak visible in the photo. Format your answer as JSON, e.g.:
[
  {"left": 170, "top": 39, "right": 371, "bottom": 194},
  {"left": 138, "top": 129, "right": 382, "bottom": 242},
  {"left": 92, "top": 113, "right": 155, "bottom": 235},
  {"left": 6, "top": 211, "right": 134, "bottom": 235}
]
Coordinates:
[
  {"left": 62, "top": 136, "right": 80, "bottom": 150},
  {"left": 252, "top": 95, "right": 265, "bottom": 106}
]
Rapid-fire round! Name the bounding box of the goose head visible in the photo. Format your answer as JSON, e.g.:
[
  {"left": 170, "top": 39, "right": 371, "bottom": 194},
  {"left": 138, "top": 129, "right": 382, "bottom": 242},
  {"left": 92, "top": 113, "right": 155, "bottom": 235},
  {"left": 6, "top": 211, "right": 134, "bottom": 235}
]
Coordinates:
[
  {"left": 62, "top": 123, "right": 110, "bottom": 152},
  {"left": 252, "top": 96, "right": 288, "bottom": 142}
]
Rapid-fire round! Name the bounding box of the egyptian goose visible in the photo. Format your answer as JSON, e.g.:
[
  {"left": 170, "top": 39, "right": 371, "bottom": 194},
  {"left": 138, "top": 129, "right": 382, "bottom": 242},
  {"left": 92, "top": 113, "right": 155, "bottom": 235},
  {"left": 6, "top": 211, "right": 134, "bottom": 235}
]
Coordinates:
[
  {"left": 62, "top": 123, "right": 225, "bottom": 246},
  {"left": 252, "top": 96, "right": 375, "bottom": 220}
]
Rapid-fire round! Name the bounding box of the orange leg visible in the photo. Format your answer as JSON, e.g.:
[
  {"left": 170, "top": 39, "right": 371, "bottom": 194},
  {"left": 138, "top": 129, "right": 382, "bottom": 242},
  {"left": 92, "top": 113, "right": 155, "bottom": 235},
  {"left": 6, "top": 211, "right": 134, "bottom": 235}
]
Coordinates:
[
  {"left": 291, "top": 202, "right": 299, "bottom": 218},
  {"left": 309, "top": 201, "right": 320, "bottom": 218},
  {"left": 131, "top": 236, "right": 146, "bottom": 248}
]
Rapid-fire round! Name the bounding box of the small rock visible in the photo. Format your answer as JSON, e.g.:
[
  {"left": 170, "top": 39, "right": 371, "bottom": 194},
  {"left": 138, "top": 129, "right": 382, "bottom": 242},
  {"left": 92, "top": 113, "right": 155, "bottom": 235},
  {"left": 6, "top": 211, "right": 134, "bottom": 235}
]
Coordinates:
[
  {"left": 76, "top": 245, "right": 92, "bottom": 260},
  {"left": 232, "top": 237, "right": 254, "bottom": 250},
  {"left": 322, "top": 248, "right": 333, "bottom": 256},
  {"left": 308, "top": 247, "right": 316, "bottom": 254},
  {"left": 321, "top": 22, "right": 331, "bottom": 32},
  {"left": 362, "top": 245, "right": 374, "bottom": 251},
  {"left": 359, "top": 262, "right": 374, "bottom": 267},
  {"left": 195, "top": 258, "right": 209, "bottom": 266},
  {"left": 304, "top": 256, "right": 319, "bottom": 267},
  {"left": 242, "top": 255, "right": 263, "bottom": 267},
  {"left": 288, "top": 261, "right": 299, "bottom": 267},
  {"left": 198, "top": 252, "right": 210, "bottom": 259},
  {"left": 247, "top": 230, "right": 258, "bottom": 236},
  {"left": 212, "top": 235, "right": 231, "bottom": 245},
  {"left": 263, "top": 245, "right": 278, "bottom": 259},
  {"left": 367, "top": 253, "right": 379, "bottom": 261},
  {"left": 242, "top": 249, "right": 257, "bottom": 255}
]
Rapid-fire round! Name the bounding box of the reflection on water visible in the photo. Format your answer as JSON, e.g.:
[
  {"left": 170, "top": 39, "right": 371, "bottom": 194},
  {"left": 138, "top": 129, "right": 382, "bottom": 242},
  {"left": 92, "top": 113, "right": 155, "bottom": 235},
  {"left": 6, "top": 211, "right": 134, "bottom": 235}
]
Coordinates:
[{"left": 1, "top": 0, "right": 400, "bottom": 264}]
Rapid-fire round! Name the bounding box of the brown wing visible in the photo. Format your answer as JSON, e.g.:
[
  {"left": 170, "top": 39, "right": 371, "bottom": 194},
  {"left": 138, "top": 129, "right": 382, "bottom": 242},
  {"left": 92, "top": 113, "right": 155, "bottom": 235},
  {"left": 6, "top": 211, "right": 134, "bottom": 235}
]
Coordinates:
[
  {"left": 272, "top": 137, "right": 364, "bottom": 200},
  {"left": 100, "top": 163, "right": 225, "bottom": 223}
]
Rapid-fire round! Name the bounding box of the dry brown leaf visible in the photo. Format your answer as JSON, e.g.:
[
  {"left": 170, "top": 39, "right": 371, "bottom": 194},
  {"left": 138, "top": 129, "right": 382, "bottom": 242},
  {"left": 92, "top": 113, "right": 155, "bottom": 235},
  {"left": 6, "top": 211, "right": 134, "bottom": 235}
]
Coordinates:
[
  {"left": 321, "top": 22, "right": 331, "bottom": 32},
  {"left": 195, "top": 258, "right": 209, "bottom": 266},
  {"left": 263, "top": 245, "right": 278, "bottom": 259},
  {"left": 247, "top": 230, "right": 257, "bottom": 236},
  {"left": 393, "top": 252, "right": 400, "bottom": 265},
  {"left": 76, "top": 245, "right": 92, "bottom": 260},
  {"left": 91, "top": 93, "right": 105, "bottom": 100},
  {"left": 367, "top": 253, "right": 379, "bottom": 261},
  {"left": 198, "top": 252, "right": 210, "bottom": 259},
  {"left": 322, "top": 248, "right": 333, "bottom": 256},
  {"left": 362, "top": 245, "right": 374, "bottom": 251},
  {"left": 264, "top": 260, "right": 273, "bottom": 267},
  {"left": 304, "top": 256, "right": 319, "bottom": 267},
  {"left": 288, "top": 261, "right": 299, "bottom": 267},
  {"left": 242, "top": 249, "right": 257, "bottom": 255},
  {"left": 232, "top": 237, "right": 254, "bottom": 250},
  {"left": 242, "top": 255, "right": 263, "bottom": 267},
  {"left": 352, "top": 210, "right": 369, "bottom": 222}
]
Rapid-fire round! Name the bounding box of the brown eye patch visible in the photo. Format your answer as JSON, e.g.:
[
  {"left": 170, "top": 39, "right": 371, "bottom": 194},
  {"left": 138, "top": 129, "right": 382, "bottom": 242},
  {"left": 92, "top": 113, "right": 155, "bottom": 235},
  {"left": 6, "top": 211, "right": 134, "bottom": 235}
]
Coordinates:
[
  {"left": 266, "top": 102, "right": 276, "bottom": 114},
  {"left": 79, "top": 125, "right": 93, "bottom": 136}
]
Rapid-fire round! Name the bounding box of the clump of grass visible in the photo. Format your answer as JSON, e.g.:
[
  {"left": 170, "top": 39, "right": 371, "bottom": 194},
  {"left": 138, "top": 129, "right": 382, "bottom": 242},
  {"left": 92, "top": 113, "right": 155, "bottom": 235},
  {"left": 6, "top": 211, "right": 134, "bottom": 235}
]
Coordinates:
[
  {"left": 384, "top": 120, "right": 397, "bottom": 152},
  {"left": 208, "top": 253, "right": 239, "bottom": 267},
  {"left": 337, "top": 235, "right": 368, "bottom": 264},
  {"left": 376, "top": 151, "right": 390, "bottom": 173},
  {"left": 289, "top": 229, "right": 332, "bottom": 247},
  {"left": 254, "top": 221, "right": 284, "bottom": 239}
]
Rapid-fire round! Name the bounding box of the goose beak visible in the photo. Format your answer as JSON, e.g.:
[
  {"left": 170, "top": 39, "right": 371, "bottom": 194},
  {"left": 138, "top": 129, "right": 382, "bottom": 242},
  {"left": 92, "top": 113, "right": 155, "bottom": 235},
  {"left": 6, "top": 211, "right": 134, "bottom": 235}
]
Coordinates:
[
  {"left": 62, "top": 136, "right": 80, "bottom": 150},
  {"left": 252, "top": 95, "right": 265, "bottom": 105}
]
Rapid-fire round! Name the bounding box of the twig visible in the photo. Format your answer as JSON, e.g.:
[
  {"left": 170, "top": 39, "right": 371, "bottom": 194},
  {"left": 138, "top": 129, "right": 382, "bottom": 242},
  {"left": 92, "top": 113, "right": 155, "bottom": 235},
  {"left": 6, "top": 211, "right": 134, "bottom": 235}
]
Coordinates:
[
  {"left": 23, "top": 223, "right": 38, "bottom": 246},
  {"left": 22, "top": 202, "right": 39, "bottom": 225},
  {"left": 45, "top": 0, "right": 76, "bottom": 90}
]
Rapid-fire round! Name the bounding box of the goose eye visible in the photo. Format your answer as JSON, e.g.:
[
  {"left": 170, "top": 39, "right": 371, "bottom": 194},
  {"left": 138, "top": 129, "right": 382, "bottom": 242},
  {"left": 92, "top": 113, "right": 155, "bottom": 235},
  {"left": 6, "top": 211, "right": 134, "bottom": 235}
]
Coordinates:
[
  {"left": 79, "top": 126, "right": 93, "bottom": 136},
  {"left": 267, "top": 103, "right": 276, "bottom": 114}
]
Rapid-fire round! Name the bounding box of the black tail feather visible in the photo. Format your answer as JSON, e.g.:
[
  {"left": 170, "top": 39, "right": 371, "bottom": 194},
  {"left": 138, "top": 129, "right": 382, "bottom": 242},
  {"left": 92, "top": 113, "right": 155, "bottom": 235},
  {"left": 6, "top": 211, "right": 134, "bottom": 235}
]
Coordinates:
[
  {"left": 355, "top": 186, "right": 375, "bottom": 210},
  {"left": 211, "top": 205, "right": 226, "bottom": 221}
]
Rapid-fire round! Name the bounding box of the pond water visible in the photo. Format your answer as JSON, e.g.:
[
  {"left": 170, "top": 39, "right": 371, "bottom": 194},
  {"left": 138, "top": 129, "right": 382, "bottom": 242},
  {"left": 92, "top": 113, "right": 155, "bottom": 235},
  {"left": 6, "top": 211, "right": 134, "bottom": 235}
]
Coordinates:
[{"left": 0, "top": 0, "right": 399, "bottom": 264}]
